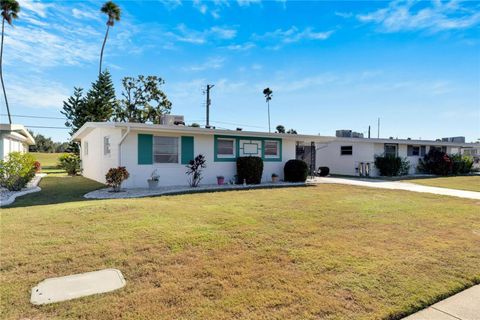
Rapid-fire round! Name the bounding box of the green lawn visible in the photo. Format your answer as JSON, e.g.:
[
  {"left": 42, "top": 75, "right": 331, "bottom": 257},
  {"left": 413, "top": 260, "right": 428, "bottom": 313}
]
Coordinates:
[
  {"left": 1, "top": 177, "right": 479, "bottom": 320},
  {"left": 404, "top": 175, "right": 480, "bottom": 192},
  {"left": 30, "top": 152, "right": 66, "bottom": 170}
]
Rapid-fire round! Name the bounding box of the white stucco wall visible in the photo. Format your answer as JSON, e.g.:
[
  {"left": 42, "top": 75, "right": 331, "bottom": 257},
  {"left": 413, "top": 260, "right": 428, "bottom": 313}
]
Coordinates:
[
  {"left": 317, "top": 141, "right": 461, "bottom": 177},
  {"left": 81, "top": 128, "right": 297, "bottom": 188},
  {"left": 1, "top": 134, "right": 29, "bottom": 161}
]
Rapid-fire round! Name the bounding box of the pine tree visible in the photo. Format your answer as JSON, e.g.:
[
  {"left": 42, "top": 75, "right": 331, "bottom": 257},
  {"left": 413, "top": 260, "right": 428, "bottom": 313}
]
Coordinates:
[
  {"left": 84, "top": 70, "right": 116, "bottom": 123},
  {"left": 61, "top": 87, "right": 86, "bottom": 136}
]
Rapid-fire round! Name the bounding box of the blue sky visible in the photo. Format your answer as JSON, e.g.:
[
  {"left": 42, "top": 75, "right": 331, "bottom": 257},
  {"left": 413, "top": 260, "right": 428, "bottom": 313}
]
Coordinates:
[{"left": 2, "top": 0, "right": 480, "bottom": 142}]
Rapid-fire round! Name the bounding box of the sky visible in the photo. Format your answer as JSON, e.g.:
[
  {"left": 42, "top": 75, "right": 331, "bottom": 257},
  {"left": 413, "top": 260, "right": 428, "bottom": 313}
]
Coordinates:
[{"left": 1, "top": 0, "right": 479, "bottom": 143}]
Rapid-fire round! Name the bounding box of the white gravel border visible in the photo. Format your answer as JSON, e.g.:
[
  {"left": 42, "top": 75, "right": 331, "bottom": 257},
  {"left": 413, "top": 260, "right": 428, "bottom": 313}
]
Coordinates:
[
  {"left": 0, "top": 173, "right": 46, "bottom": 207},
  {"left": 84, "top": 181, "right": 308, "bottom": 199}
]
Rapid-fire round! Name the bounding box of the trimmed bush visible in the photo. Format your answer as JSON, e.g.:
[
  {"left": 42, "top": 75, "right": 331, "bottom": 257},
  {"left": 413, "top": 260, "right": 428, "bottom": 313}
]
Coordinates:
[
  {"left": 417, "top": 148, "right": 452, "bottom": 176},
  {"left": 58, "top": 153, "right": 81, "bottom": 176},
  {"left": 317, "top": 166, "right": 330, "bottom": 177},
  {"left": 450, "top": 154, "right": 473, "bottom": 174},
  {"left": 284, "top": 159, "right": 308, "bottom": 182},
  {"left": 236, "top": 156, "right": 263, "bottom": 184},
  {"left": 105, "top": 166, "right": 130, "bottom": 192},
  {"left": 0, "top": 152, "right": 36, "bottom": 191},
  {"left": 374, "top": 155, "right": 410, "bottom": 176}
]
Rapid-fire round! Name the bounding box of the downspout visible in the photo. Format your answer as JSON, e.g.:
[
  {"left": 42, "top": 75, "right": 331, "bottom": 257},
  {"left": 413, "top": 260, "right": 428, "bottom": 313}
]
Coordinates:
[{"left": 118, "top": 127, "right": 131, "bottom": 167}]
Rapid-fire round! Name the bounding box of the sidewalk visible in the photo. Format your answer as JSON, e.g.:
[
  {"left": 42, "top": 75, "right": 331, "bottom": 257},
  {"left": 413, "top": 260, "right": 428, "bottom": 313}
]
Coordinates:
[
  {"left": 309, "top": 177, "right": 480, "bottom": 200},
  {"left": 403, "top": 285, "right": 480, "bottom": 320}
]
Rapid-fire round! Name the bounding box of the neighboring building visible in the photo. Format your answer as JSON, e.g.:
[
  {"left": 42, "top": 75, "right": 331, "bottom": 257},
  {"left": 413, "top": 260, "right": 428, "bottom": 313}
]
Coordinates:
[
  {"left": 316, "top": 137, "right": 480, "bottom": 177},
  {"left": 72, "top": 121, "right": 334, "bottom": 188},
  {"left": 0, "top": 124, "right": 36, "bottom": 161}
]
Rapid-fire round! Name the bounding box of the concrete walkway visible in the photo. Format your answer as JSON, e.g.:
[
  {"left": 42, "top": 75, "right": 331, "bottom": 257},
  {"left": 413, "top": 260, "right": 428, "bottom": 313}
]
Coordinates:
[
  {"left": 403, "top": 285, "right": 480, "bottom": 320},
  {"left": 310, "top": 177, "right": 480, "bottom": 200}
]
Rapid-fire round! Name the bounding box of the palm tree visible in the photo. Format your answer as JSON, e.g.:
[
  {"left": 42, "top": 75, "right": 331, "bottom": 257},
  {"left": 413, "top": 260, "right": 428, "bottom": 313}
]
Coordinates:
[
  {"left": 263, "top": 87, "right": 273, "bottom": 133},
  {"left": 0, "top": 0, "right": 19, "bottom": 125},
  {"left": 99, "top": 1, "right": 120, "bottom": 76}
]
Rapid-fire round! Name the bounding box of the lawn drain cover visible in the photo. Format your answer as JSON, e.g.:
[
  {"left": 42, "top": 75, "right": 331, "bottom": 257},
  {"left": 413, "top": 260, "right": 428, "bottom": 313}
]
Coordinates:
[{"left": 30, "top": 269, "right": 126, "bottom": 305}]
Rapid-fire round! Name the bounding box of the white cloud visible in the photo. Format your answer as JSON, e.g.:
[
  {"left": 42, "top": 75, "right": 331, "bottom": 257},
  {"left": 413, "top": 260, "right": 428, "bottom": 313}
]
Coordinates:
[
  {"left": 6, "top": 76, "right": 70, "bottom": 110},
  {"left": 184, "top": 57, "right": 226, "bottom": 72},
  {"left": 357, "top": 0, "right": 480, "bottom": 33},
  {"left": 335, "top": 11, "right": 353, "bottom": 19},
  {"left": 168, "top": 24, "right": 237, "bottom": 44},
  {"left": 257, "top": 26, "right": 334, "bottom": 44},
  {"left": 226, "top": 42, "right": 255, "bottom": 51},
  {"left": 237, "top": 0, "right": 261, "bottom": 7},
  {"left": 18, "top": 0, "right": 52, "bottom": 18},
  {"left": 158, "top": 0, "right": 182, "bottom": 10}
]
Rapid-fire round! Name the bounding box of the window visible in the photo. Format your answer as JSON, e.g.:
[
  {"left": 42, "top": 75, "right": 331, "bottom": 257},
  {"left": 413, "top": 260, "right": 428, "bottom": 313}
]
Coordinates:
[
  {"left": 104, "top": 136, "right": 111, "bottom": 156},
  {"left": 264, "top": 140, "right": 280, "bottom": 158},
  {"left": 384, "top": 144, "right": 397, "bottom": 157},
  {"left": 153, "top": 136, "right": 178, "bottom": 163},
  {"left": 407, "top": 145, "right": 420, "bottom": 156},
  {"left": 217, "top": 138, "right": 235, "bottom": 157},
  {"left": 84, "top": 141, "right": 89, "bottom": 156},
  {"left": 420, "top": 145, "right": 426, "bottom": 156},
  {"left": 340, "top": 146, "right": 353, "bottom": 155}
]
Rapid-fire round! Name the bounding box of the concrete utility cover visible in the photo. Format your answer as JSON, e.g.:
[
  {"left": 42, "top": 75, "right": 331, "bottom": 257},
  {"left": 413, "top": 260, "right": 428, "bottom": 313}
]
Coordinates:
[{"left": 31, "top": 269, "right": 126, "bottom": 305}]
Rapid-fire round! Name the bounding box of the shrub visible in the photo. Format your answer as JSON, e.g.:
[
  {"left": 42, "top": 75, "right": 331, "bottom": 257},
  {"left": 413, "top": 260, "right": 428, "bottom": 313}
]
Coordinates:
[
  {"left": 450, "top": 154, "right": 473, "bottom": 174},
  {"left": 317, "top": 166, "right": 330, "bottom": 177},
  {"left": 105, "top": 166, "right": 130, "bottom": 192},
  {"left": 236, "top": 156, "right": 264, "bottom": 184},
  {"left": 58, "top": 153, "right": 81, "bottom": 176},
  {"left": 284, "top": 159, "right": 308, "bottom": 182},
  {"left": 374, "top": 155, "right": 410, "bottom": 176},
  {"left": 186, "top": 154, "right": 207, "bottom": 187},
  {"left": 417, "top": 148, "right": 452, "bottom": 176},
  {"left": 34, "top": 161, "right": 41, "bottom": 173},
  {"left": 0, "top": 152, "right": 36, "bottom": 191}
]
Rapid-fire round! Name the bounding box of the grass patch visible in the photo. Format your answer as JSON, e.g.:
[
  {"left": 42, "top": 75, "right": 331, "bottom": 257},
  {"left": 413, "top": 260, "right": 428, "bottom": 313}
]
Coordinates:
[
  {"left": 404, "top": 175, "right": 480, "bottom": 192},
  {"left": 31, "top": 152, "right": 65, "bottom": 170},
  {"left": 1, "top": 182, "right": 479, "bottom": 319}
]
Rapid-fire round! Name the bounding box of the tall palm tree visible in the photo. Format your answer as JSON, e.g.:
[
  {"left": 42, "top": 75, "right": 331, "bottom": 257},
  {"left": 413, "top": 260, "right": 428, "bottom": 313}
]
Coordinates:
[
  {"left": 0, "top": 0, "right": 19, "bottom": 125},
  {"left": 263, "top": 87, "right": 273, "bottom": 133},
  {"left": 99, "top": 1, "right": 120, "bottom": 76}
]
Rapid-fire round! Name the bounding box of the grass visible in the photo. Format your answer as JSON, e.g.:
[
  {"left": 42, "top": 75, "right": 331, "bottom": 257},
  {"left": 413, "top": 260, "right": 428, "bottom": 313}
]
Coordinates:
[
  {"left": 31, "top": 152, "right": 65, "bottom": 170},
  {"left": 404, "top": 175, "right": 480, "bottom": 192},
  {"left": 1, "top": 178, "right": 479, "bottom": 320}
]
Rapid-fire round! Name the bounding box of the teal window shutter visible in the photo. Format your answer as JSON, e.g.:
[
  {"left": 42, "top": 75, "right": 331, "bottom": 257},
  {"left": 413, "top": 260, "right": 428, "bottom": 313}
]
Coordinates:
[
  {"left": 138, "top": 134, "right": 153, "bottom": 165},
  {"left": 181, "top": 136, "right": 194, "bottom": 164}
]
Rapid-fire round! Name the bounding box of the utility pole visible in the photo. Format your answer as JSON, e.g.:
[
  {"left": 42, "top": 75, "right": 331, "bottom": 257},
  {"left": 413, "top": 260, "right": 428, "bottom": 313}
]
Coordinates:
[
  {"left": 205, "top": 84, "right": 214, "bottom": 127},
  {"left": 368, "top": 125, "right": 371, "bottom": 139},
  {"left": 377, "top": 118, "right": 380, "bottom": 138}
]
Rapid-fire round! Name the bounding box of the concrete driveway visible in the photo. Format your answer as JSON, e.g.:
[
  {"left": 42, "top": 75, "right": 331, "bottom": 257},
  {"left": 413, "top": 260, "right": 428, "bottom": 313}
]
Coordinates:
[{"left": 309, "top": 177, "right": 480, "bottom": 200}]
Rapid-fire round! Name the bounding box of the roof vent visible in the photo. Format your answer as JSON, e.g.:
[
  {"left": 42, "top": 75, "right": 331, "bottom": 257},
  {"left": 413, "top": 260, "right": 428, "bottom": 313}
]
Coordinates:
[
  {"left": 236, "top": 128, "right": 243, "bottom": 131},
  {"left": 160, "top": 115, "right": 184, "bottom": 126}
]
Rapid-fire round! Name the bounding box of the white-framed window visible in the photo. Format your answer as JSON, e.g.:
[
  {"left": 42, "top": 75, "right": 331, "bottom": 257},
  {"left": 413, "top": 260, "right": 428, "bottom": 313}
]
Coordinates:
[
  {"left": 264, "top": 140, "right": 280, "bottom": 158},
  {"left": 84, "top": 141, "right": 89, "bottom": 156},
  {"left": 153, "top": 136, "right": 179, "bottom": 163},
  {"left": 340, "top": 146, "right": 353, "bottom": 155},
  {"left": 104, "top": 136, "right": 111, "bottom": 156},
  {"left": 407, "top": 145, "right": 420, "bottom": 156},
  {"left": 384, "top": 144, "right": 397, "bottom": 157},
  {"left": 217, "top": 138, "right": 235, "bottom": 158}
]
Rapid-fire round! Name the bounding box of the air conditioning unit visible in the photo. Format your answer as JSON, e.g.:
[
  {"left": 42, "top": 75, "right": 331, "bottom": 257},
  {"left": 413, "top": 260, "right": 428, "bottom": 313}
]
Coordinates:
[{"left": 160, "top": 115, "right": 185, "bottom": 126}]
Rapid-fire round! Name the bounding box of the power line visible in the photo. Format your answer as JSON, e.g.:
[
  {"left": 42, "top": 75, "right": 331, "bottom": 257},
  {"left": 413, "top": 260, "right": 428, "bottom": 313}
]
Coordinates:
[
  {"left": 25, "top": 125, "right": 69, "bottom": 130},
  {"left": 1, "top": 113, "right": 64, "bottom": 120}
]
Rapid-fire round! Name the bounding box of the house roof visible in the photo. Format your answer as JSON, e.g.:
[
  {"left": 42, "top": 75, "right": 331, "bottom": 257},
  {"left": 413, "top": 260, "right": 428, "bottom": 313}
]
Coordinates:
[
  {"left": 72, "top": 122, "right": 480, "bottom": 148},
  {"left": 71, "top": 122, "right": 337, "bottom": 143},
  {"left": 0, "top": 123, "right": 35, "bottom": 145}
]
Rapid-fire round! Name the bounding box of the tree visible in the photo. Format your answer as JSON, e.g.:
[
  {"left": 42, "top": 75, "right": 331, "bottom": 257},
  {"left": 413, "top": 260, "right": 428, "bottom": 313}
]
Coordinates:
[
  {"left": 84, "top": 70, "right": 116, "bottom": 123},
  {"left": 113, "top": 75, "right": 172, "bottom": 124},
  {"left": 275, "top": 125, "right": 285, "bottom": 133},
  {"left": 190, "top": 123, "right": 200, "bottom": 127},
  {"left": 61, "top": 87, "right": 86, "bottom": 136},
  {"left": 99, "top": 1, "right": 120, "bottom": 76},
  {"left": 263, "top": 87, "right": 273, "bottom": 133},
  {"left": 0, "top": 0, "right": 19, "bottom": 124},
  {"left": 287, "top": 129, "right": 297, "bottom": 134}
]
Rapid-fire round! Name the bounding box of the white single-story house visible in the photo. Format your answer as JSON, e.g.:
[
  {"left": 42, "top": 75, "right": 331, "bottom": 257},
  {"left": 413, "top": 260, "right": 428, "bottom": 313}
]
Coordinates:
[
  {"left": 72, "top": 121, "right": 334, "bottom": 188},
  {"left": 0, "top": 123, "right": 36, "bottom": 161},
  {"left": 315, "top": 137, "right": 480, "bottom": 177}
]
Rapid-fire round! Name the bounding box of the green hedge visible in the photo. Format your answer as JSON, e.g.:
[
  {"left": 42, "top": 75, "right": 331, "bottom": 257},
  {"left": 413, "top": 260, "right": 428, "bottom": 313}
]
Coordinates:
[
  {"left": 284, "top": 159, "right": 308, "bottom": 182},
  {"left": 236, "top": 156, "right": 264, "bottom": 184},
  {"left": 374, "top": 155, "right": 410, "bottom": 176}
]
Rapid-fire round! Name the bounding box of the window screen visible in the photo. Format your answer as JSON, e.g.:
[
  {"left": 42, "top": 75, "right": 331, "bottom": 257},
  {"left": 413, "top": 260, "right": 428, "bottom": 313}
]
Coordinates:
[
  {"left": 340, "top": 146, "right": 353, "bottom": 155},
  {"left": 264, "top": 140, "right": 279, "bottom": 157},
  {"left": 217, "top": 138, "right": 235, "bottom": 156},
  {"left": 153, "top": 136, "right": 178, "bottom": 163}
]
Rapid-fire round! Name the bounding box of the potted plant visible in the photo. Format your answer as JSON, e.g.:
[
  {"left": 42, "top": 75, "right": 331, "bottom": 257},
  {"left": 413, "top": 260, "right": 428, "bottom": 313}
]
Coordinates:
[
  {"left": 217, "top": 175, "right": 225, "bottom": 185},
  {"left": 147, "top": 169, "right": 160, "bottom": 189},
  {"left": 271, "top": 173, "right": 279, "bottom": 183}
]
